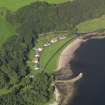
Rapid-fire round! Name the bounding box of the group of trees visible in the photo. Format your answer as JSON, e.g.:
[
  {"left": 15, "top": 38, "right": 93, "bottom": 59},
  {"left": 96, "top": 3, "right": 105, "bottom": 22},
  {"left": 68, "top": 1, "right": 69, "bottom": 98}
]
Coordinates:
[
  {"left": 0, "top": 73, "right": 53, "bottom": 105},
  {"left": 0, "top": 29, "right": 36, "bottom": 88},
  {"left": 0, "top": 27, "right": 53, "bottom": 105},
  {"left": 0, "top": 0, "right": 105, "bottom": 104}
]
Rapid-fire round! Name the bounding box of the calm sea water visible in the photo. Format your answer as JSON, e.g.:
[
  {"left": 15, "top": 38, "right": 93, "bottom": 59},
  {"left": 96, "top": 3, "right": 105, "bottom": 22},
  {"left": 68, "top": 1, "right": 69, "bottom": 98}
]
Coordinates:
[{"left": 69, "top": 38, "right": 105, "bottom": 105}]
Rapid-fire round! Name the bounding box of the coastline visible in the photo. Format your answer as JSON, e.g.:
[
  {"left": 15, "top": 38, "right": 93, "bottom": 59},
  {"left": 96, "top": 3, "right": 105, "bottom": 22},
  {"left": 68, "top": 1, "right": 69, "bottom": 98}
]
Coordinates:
[{"left": 50, "top": 37, "right": 85, "bottom": 105}]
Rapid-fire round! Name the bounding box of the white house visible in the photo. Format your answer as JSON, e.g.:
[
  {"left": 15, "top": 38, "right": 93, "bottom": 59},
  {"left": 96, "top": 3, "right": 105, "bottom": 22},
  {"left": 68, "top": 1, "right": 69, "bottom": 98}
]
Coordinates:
[
  {"left": 34, "top": 64, "right": 40, "bottom": 70},
  {"left": 38, "top": 48, "right": 43, "bottom": 52},
  {"left": 34, "top": 67, "right": 40, "bottom": 70},
  {"left": 58, "top": 36, "right": 66, "bottom": 40},
  {"left": 44, "top": 42, "right": 51, "bottom": 47},
  {"left": 35, "top": 48, "right": 43, "bottom": 52},
  {"left": 35, "top": 54, "right": 40, "bottom": 58},
  {"left": 44, "top": 44, "right": 48, "bottom": 47},
  {"left": 50, "top": 39, "right": 57, "bottom": 43},
  {"left": 29, "top": 75, "right": 34, "bottom": 78}
]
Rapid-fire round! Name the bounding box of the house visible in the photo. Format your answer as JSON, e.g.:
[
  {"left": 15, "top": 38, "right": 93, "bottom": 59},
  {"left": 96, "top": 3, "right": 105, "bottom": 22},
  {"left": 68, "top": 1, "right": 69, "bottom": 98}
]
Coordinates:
[
  {"left": 50, "top": 39, "right": 57, "bottom": 43},
  {"left": 44, "top": 44, "right": 49, "bottom": 47},
  {"left": 58, "top": 36, "right": 66, "bottom": 40},
  {"left": 37, "top": 48, "right": 43, "bottom": 52},
  {"left": 43, "top": 42, "right": 51, "bottom": 47},
  {"left": 33, "top": 64, "right": 40, "bottom": 70},
  {"left": 35, "top": 54, "right": 40, "bottom": 58},
  {"left": 33, "top": 58, "right": 39, "bottom": 64},
  {"left": 29, "top": 75, "right": 34, "bottom": 79},
  {"left": 35, "top": 48, "right": 43, "bottom": 52},
  {"left": 50, "top": 39, "right": 55, "bottom": 43},
  {"left": 34, "top": 67, "right": 40, "bottom": 70},
  {"left": 33, "top": 63, "right": 40, "bottom": 70}
]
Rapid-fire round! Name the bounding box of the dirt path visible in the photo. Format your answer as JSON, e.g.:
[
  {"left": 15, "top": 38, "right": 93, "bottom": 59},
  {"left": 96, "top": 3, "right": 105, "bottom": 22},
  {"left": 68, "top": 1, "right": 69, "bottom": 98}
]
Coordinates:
[{"left": 57, "top": 38, "right": 86, "bottom": 70}]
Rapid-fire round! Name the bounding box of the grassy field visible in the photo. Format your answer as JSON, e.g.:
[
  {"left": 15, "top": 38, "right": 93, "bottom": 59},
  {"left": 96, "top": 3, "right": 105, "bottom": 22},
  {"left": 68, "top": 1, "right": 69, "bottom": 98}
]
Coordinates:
[
  {"left": 0, "top": 16, "right": 16, "bottom": 46},
  {"left": 77, "top": 15, "right": 105, "bottom": 33},
  {"left": 40, "top": 35, "right": 74, "bottom": 73},
  {"left": 0, "top": 0, "right": 72, "bottom": 11}
]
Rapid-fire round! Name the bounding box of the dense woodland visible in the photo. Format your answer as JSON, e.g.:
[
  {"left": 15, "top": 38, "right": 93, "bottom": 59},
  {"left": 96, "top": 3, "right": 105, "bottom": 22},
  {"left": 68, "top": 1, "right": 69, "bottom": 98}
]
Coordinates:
[
  {"left": 6, "top": 0, "right": 105, "bottom": 33},
  {"left": 0, "top": 0, "right": 105, "bottom": 105}
]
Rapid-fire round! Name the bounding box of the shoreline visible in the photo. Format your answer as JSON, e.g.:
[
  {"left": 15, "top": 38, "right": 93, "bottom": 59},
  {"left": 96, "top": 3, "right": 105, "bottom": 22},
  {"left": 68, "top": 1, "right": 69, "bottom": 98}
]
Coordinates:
[{"left": 50, "top": 37, "right": 86, "bottom": 105}]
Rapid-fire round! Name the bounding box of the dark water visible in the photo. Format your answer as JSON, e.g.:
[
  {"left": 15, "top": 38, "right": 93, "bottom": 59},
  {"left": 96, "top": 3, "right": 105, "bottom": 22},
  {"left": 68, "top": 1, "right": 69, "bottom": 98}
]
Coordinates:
[{"left": 69, "top": 38, "right": 105, "bottom": 105}]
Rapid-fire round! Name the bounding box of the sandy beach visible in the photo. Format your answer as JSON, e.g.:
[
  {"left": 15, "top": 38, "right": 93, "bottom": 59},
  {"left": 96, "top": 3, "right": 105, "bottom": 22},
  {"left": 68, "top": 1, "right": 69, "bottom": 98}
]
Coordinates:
[
  {"left": 49, "top": 37, "right": 85, "bottom": 105},
  {"left": 57, "top": 38, "right": 86, "bottom": 70}
]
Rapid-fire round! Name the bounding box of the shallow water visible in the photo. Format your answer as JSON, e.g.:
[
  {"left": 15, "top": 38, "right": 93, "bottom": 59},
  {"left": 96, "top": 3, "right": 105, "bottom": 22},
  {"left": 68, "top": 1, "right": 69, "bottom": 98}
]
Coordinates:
[{"left": 69, "top": 38, "right": 105, "bottom": 105}]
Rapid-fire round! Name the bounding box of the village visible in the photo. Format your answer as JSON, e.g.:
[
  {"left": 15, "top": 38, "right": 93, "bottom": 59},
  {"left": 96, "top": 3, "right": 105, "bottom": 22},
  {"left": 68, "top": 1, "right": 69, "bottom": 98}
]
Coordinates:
[{"left": 31, "top": 35, "right": 67, "bottom": 72}]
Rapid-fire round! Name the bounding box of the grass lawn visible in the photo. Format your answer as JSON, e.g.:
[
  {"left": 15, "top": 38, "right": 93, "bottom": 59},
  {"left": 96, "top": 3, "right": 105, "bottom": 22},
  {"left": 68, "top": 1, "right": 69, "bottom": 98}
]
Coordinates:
[
  {"left": 0, "top": 88, "right": 12, "bottom": 95},
  {"left": 0, "top": 16, "right": 16, "bottom": 46},
  {"left": 0, "top": 0, "right": 73, "bottom": 11},
  {"left": 40, "top": 35, "right": 74, "bottom": 73},
  {"left": 77, "top": 15, "right": 105, "bottom": 33}
]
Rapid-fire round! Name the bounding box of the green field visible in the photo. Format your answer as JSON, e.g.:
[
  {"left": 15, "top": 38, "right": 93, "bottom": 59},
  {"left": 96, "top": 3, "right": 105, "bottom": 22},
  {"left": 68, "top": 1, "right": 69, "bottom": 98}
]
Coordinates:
[
  {"left": 0, "top": 0, "right": 72, "bottom": 11},
  {"left": 0, "top": 16, "right": 16, "bottom": 46},
  {"left": 77, "top": 15, "right": 105, "bottom": 33},
  {"left": 40, "top": 35, "right": 74, "bottom": 73}
]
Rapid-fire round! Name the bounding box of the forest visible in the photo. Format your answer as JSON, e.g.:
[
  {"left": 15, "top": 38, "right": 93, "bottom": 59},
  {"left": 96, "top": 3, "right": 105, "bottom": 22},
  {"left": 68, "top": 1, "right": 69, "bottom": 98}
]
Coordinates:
[{"left": 0, "top": 0, "right": 105, "bottom": 105}]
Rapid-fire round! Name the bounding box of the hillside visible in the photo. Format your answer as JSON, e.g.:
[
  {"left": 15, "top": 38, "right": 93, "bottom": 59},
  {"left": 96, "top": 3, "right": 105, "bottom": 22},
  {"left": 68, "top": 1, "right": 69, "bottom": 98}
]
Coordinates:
[
  {"left": 77, "top": 15, "right": 105, "bottom": 32},
  {"left": 6, "top": 0, "right": 105, "bottom": 36},
  {"left": 0, "top": 16, "right": 16, "bottom": 46},
  {"left": 0, "top": 0, "right": 72, "bottom": 11}
]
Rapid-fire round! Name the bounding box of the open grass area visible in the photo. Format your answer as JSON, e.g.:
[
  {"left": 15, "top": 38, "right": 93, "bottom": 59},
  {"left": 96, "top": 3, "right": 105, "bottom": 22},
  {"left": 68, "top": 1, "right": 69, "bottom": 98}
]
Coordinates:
[
  {"left": 77, "top": 15, "right": 105, "bottom": 33},
  {"left": 0, "top": 0, "right": 73, "bottom": 11},
  {"left": 40, "top": 35, "right": 74, "bottom": 73},
  {"left": 0, "top": 16, "right": 16, "bottom": 46},
  {"left": 0, "top": 88, "right": 12, "bottom": 95}
]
